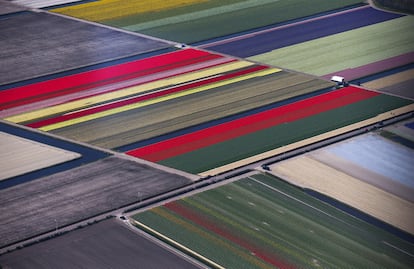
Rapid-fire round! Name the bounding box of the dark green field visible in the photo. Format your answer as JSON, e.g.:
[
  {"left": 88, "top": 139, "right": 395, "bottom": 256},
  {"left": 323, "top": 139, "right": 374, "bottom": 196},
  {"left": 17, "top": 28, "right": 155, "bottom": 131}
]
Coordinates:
[{"left": 134, "top": 173, "right": 414, "bottom": 268}]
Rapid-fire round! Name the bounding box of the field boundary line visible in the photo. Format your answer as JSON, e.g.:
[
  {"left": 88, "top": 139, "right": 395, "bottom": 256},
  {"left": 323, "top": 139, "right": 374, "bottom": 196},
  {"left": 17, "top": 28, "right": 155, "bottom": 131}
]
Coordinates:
[
  {"left": 131, "top": 219, "right": 225, "bottom": 269},
  {"left": 198, "top": 104, "right": 414, "bottom": 177},
  {"left": 247, "top": 176, "right": 357, "bottom": 228},
  {"left": 382, "top": 241, "right": 414, "bottom": 258}
]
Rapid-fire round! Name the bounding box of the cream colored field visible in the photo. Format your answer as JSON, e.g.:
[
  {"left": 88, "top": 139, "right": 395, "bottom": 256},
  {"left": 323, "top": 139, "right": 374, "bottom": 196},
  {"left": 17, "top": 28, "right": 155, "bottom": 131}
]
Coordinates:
[
  {"left": 0, "top": 132, "right": 81, "bottom": 181},
  {"left": 269, "top": 155, "right": 414, "bottom": 235}
]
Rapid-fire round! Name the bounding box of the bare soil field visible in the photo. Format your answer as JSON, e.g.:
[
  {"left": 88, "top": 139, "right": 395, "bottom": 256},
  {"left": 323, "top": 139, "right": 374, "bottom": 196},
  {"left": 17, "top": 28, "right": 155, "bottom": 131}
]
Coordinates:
[
  {"left": 0, "top": 219, "right": 200, "bottom": 269},
  {"left": 0, "top": 156, "right": 192, "bottom": 248}
]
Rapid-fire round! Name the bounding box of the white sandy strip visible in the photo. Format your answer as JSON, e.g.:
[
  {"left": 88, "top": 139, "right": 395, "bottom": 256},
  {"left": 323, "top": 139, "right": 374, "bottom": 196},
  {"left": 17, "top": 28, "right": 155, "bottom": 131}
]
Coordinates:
[
  {"left": 132, "top": 219, "right": 224, "bottom": 269},
  {"left": 198, "top": 104, "right": 414, "bottom": 177},
  {"left": 0, "top": 132, "right": 81, "bottom": 181},
  {"left": 268, "top": 155, "right": 414, "bottom": 235},
  {"left": 12, "top": 0, "right": 82, "bottom": 8}
]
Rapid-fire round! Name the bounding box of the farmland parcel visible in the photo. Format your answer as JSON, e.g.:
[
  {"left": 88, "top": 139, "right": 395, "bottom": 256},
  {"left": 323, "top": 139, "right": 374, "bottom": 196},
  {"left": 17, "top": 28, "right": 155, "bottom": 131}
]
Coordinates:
[{"left": 133, "top": 174, "right": 414, "bottom": 268}]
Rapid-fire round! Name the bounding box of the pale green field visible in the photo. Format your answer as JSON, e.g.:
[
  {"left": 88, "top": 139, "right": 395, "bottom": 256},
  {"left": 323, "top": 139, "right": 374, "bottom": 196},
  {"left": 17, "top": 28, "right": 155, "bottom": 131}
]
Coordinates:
[{"left": 249, "top": 16, "right": 414, "bottom": 76}]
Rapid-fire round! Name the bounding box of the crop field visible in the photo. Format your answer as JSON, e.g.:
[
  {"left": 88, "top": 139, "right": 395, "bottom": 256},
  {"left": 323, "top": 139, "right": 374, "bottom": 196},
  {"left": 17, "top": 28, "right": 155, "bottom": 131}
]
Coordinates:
[
  {"left": 204, "top": 6, "right": 401, "bottom": 58},
  {"left": 51, "top": 0, "right": 363, "bottom": 43},
  {"left": 268, "top": 131, "right": 414, "bottom": 235},
  {"left": 133, "top": 173, "right": 414, "bottom": 268},
  {"left": 249, "top": 15, "right": 414, "bottom": 77},
  {"left": 128, "top": 86, "right": 413, "bottom": 175},
  {"left": 0, "top": 47, "right": 335, "bottom": 151},
  {"left": 2, "top": 1, "right": 414, "bottom": 267},
  {"left": 202, "top": 4, "right": 414, "bottom": 85}
]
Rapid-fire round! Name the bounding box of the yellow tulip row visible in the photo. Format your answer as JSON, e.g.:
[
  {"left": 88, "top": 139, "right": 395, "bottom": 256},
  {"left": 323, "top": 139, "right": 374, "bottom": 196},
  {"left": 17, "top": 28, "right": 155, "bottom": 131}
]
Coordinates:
[{"left": 52, "top": 0, "right": 207, "bottom": 22}]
